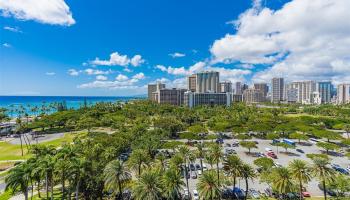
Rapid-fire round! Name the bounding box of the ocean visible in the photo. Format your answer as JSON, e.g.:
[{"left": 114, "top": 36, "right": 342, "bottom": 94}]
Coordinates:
[{"left": 0, "top": 96, "right": 145, "bottom": 117}]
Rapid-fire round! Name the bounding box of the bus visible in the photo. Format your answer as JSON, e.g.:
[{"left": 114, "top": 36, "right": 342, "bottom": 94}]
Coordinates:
[{"left": 283, "top": 139, "right": 296, "bottom": 146}]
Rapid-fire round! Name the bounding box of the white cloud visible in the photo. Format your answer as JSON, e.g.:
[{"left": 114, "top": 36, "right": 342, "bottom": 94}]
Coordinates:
[
  {"left": 0, "top": 0, "right": 75, "bottom": 26},
  {"left": 96, "top": 75, "right": 107, "bottom": 81},
  {"left": 210, "top": 0, "right": 350, "bottom": 84},
  {"left": 155, "top": 61, "right": 206, "bottom": 76},
  {"left": 132, "top": 72, "right": 145, "bottom": 80},
  {"left": 90, "top": 52, "right": 145, "bottom": 67},
  {"left": 45, "top": 72, "right": 55, "bottom": 76},
  {"left": 116, "top": 74, "right": 129, "bottom": 81},
  {"left": 130, "top": 55, "right": 145, "bottom": 67},
  {"left": 3, "top": 26, "right": 21, "bottom": 33},
  {"left": 84, "top": 68, "right": 112, "bottom": 75},
  {"left": 67, "top": 69, "right": 80, "bottom": 76},
  {"left": 2, "top": 43, "right": 11, "bottom": 48},
  {"left": 169, "top": 52, "right": 186, "bottom": 58}
]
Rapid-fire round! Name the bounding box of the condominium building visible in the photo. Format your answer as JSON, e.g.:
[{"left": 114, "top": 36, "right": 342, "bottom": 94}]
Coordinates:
[
  {"left": 243, "top": 89, "right": 265, "bottom": 104},
  {"left": 288, "top": 81, "right": 316, "bottom": 104},
  {"left": 232, "top": 94, "right": 243, "bottom": 102},
  {"left": 317, "top": 82, "right": 332, "bottom": 104},
  {"left": 337, "top": 84, "right": 350, "bottom": 104},
  {"left": 184, "top": 91, "right": 232, "bottom": 108},
  {"left": 153, "top": 88, "right": 187, "bottom": 106},
  {"left": 284, "top": 84, "right": 298, "bottom": 103},
  {"left": 195, "top": 71, "right": 220, "bottom": 93},
  {"left": 220, "top": 81, "right": 233, "bottom": 93},
  {"left": 188, "top": 75, "right": 197, "bottom": 92},
  {"left": 235, "top": 82, "right": 242, "bottom": 95},
  {"left": 271, "top": 78, "right": 284, "bottom": 103},
  {"left": 148, "top": 82, "right": 165, "bottom": 100},
  {"left": 254, "top": 83, "right": 269, "bottom": 97}
]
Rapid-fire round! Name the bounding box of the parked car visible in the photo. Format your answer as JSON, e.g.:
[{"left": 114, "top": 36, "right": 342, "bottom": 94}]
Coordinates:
[
  {"left": 203, "top": 164, "right": 208, "bottom": 171},
  {"left": 309, "top": 138, "right": 319, "bottom": 144},
  {"left": 266, "top": 151, "right": 277, "bottom": 159},
  {"left": 193, "top": 190, "right": 199, "bottom": 200},
  {"left": 232, "top": 141, "right": 239, "bottom": 147},
  {"left": 225, "top": 143, "right": 231, "bottom": 147},
  {"left": 274, "top": 162, "right": 282, "bottom": 168},
  {"left": 183, "top": 188, "right": 190, "bottom": 199},
  {"left": 190, "top": 163, "right": 196, "bottom": 171},
  {"left": 233, "top": 187, "right": 245, "bottom": 199},
  {"left": 318, "top": 184, "right": 337, "bottom": 196},
  {"left": 195, "top": 164, "right": 201, "bottom": 170},
  {"left": 248, "top": 189, "right": 260, "bottom": 199},
  {"left": 198, "top": 170, "right": 202, "bottom": 175},
  {"left": 221, "top": 188, "right": 234, "bottom": 199},
  {"left": 296, "top": 148, "right": 304, "bottom": 153},
  {"left": 302, "top": 191, "right": 311, "bottom": 197},
  {"left": 332, "top": 164, "right": 349, "bottom": 175},
  {"left": 191, "top": 173, "right": 197, "bottom": 179}
]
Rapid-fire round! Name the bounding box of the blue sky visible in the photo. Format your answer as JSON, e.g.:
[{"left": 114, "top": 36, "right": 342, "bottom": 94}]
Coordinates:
[{"left": 1, "top": 0, "right": 350, "bottom": 96}]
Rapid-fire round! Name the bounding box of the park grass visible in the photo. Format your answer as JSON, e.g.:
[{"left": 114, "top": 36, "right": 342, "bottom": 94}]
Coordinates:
[{"left": 0, "top": 132, "right": 85, "bottom": 162}]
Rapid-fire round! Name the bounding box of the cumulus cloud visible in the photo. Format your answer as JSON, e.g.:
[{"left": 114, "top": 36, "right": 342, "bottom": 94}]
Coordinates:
[
  {"left": 96, "top": 75, "right": 107, "bottom": 81},
  {"left": 84, "top": 68, "right": 112, "bottom": 75},
  {"left": 0, "top": 0, "right": 75, "bottom": 26},
  {"left": 210, "top": 0, "right": 350, "bottom": 84},
  {"left": 155, "top": 61, "right": 206, "bottom": 76},
  {"left": 78, "top": 73, "right": 145, "bottom": 90},
  {"left": 169, "top": 52, "right": 186, "bottom": 58},
  {"left": 90, "top": 52, "right": 145, "bottom": 67},
  {"left": 3, "top": 26, "right": 21, "bottom": 33},
  {"left": 116, "top": 74, "right": 129, "bottom": 81},
  {"left": 45, "top": 72, "right": 55, "bottom": 76}
]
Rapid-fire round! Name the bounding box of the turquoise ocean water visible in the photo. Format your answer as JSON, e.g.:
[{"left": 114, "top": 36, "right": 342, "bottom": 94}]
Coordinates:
[{"left": 0, "top": 96, "right": 145, "bottom": 117}]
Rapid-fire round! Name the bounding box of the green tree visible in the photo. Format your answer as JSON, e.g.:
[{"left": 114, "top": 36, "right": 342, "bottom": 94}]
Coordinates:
[
  {"left": 277, "top": 142, "right": 295, "bottom": 153},
  {"left": 197, "top": 170, "right": 221, "bottom": 200},
  {"left": 128, "top": 149, "right": 151, "bottom": 176},
  {"left": 240, "top": 164, "right": 256, "bottom": 200},
  {"left": 223, "top": 155, "right": 242, "bottom": 188},
  {"left": 271, "top": 167, "right": 295, "bottom": 195},
  {"left": 316, "top": 142, "right": 340, "bottom": 154},
  {"left": 196, "top": 143, "right": 205, "bottom": 173},
  {"left": 5, "top": 163, "right": 31, "bottom": 200},
  {"left": 289, "top": 159, "right": 312, "bottom": 200},
  {"left": 311, "top": 158, "right": 336, "bottom": 200},
  {"left": 327, "top": 175, "right": 350, "bottom": 197},
  {"left": 343, "top": 124, "right": 350, "bottom": 139},
  {"left": 178, "top": 145, "right": 190, "bottom": 192},
  {"left": 240, "top": 141, "right": 257, "bottom": 154},
  {"left": 162, "top": 168, "right": 185, "bottom": 200},
  {"left": 253, "top": 157, "right": 274, "bottom": 172},
  {"left": 133, "top": 169, "right": 163, "bottom": 200},
  {"left": 208, "top": 144, "right": 223, "bottom": 187},
  {"left": 289, "top": 132, "right": 309, "bottom": 143},
  {"left": 104, "top": 160, "right": 132, "bottom": 199}
]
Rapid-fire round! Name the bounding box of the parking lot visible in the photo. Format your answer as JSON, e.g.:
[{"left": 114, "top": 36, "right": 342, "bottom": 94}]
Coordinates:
[{"left": 182, "top": 138, "right": 350, "bottom": 199}]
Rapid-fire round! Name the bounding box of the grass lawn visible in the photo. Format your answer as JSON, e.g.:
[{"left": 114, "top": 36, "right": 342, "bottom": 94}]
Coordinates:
[{"left": 0, "top": 132, "right": 84, "bottom": 162}]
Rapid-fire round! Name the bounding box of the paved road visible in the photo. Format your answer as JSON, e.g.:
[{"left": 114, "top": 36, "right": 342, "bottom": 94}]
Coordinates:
[
  {"left": 183, "top": 138, "right": 350, "bottom": 199},
  {"left": 4, "top": 132, "right": 64, "bottom": 145}
]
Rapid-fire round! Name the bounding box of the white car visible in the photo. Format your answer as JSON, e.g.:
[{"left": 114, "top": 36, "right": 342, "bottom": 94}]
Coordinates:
[
  {"left": 203, "top": 164, "right": 208, "bottom": 171},
  {"left": 184, "top": 188, "right": 190, "bottom": 199},
  {"left": 265, "top": 147, "right": 272, "bottom": 152},
  {"left": 193, "top": 190, "right": 199, "bottom": 200},
  {"left": 309, "top": 138, "right": 319, "bottom": 144},
  {"left": 198, "top": 170, "right": 202, "bottom": 175}
]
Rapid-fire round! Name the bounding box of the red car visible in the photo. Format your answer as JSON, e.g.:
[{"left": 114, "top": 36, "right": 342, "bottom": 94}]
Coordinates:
[
  {"left": 266, "top": 151, "right": 278, "bottom": 159},
  {"left": 302, "top": 191, "right": 311, "bottom": 197}
]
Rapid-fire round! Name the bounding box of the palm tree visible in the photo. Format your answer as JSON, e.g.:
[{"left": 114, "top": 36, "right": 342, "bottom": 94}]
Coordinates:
[
  {"left": 162, "top": 167, "right": 185, "bottom": 200},
  {"left": 55, "top": 145, "right": 75, "bottom": 199},
  {"left": 133, "top": 169, "right": 163, "bottom": 200},
  {"left": 196, "top": 143, "right": 205, "bottom": 173},
  {"left": 204, "top": 154, "right": 215, "bottom": 169},
  {"left": 5, "top": 162, "right": 32, "bottom": 200},
  {"left": 155, "top": 152, "right": 168, "bottom": 172},
  {"left": 223, "top": 155, "right": 242, "bottom": 189},
  {"left": 39, "top": 155, "right": 55, "bottom": 200},
  {"left": 178, "top": 145, "right": 190, "bottom": 192},
  {"left": 197, "top": 170, "right": 221, "bottom": 200},
  {"left": 128, "top": 149, "right": 151, "bottom": 176},
  {"left": 209, "top": 144, "right": 223, "bottom": 187},
  {"left": 104, "top": 160, "right": 132, "bottom": 199},
  {"left": 272, "top": 167, "right": 295, "bottom": 195},
  {"left": 289, "top": 159, "right": 312, "bottom": 200},
  {"left": 240, "top": 164, "right": 255, "bottom": 200},
  {"left": 311, "top": 158, "right": 335, "bottom": 200},
  {"left": 68, "top": 157, "right": 87, "bottom": 200}
]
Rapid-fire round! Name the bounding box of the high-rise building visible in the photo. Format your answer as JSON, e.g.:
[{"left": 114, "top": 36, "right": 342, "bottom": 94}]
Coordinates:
[
  {"left": 243, "top": 89, "right": 265, "bottom": 104},
  {"left": 284, "top": 84, "right": 298, "bottom": 103},
  {"left": 254, "top": 83, "right": 268, "bottom": 97},
  {"left": 337, "top": 84, "right": 350, "bottom": 104},
  {"left": 235, "top": 82, "right": 242, "bottom": 95},
  {"left": 220, "top": 81, "right": 233, "bottom": 93},
  {"left": 241, "top": 84, "right": 248, "bottom": 92},
  {"left": 232, "top": 95, "right": 243, "bottom": 102},
  {"left": 154, "top": 88, "right": 187, "bottom": 106},
  {"left": 271, "top": 78, "right": 284, "bottom": 103},
  {"left": 196, "top": 71, "right": 220, "bottom": 93},
  {"left": 184, "top": 91, "right": 232, "bottom": 108},
  {"left": 288, "top": 81, "right": 316, "bottom": 104},
  {"left": 148, "top": 82, "right": 165, "bottom": 100},
  {"left": 188, "top": 75, "right": 197, "bottom": 92},
  {"left": 317, "top": 82, "right": 332, "bottom": 104}
]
